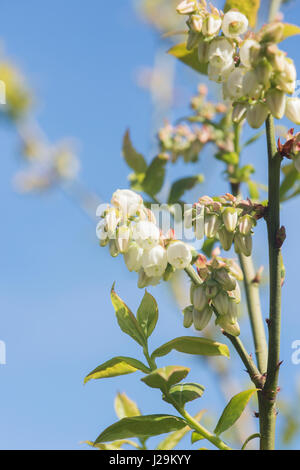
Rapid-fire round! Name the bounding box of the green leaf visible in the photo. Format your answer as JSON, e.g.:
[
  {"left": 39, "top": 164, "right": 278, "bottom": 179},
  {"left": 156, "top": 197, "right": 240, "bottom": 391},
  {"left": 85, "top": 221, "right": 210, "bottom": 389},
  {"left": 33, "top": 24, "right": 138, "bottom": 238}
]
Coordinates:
[
  {"left": 215, "top": 152, "right": 239, "bottom": 165},
  {"left": 168, "top": 43, "right": 208, "bottom": 75},
  {"left": 247, "top": 181, "right": 260, "bottom": 200},
  {"left": 114, "top": 393, "right": 141, "bottom": 420},
  {"left": 168, "top": 175, "right": 204, "bottom": 204},
  {"left": 84, "top": 439, "right": 139, "bottom": 450},
  {"left": 191, "top": 431, "right": 205, "bottom": 444},
  {"left": 157, "top": 410, "right": 205, "bottom": 450},
  {"left": 141, "top": 366, "right": 190, "bottom": 390},
  {"left": 94, "top": 415, "right": 187, "bottom": 444},
  {"left": 84, "top": 356, "right": 150, "bottom": 384},
  {"left": 241, "top": 433, "right": 260, "bottom": 450},
  {"left": 163, "top": 383, "right": 205, "bottom": 407},
  {"left": 111, "top": 285, "right": 146, "bottom": 347},
  {"left": 214, "top": 389, "right": 258, "bottom": 436},
  {"left": 224, "top": 0, "right": 260, "bottom": 28},
  {"left": 201, "top": 238, "right": 217, "bottom": 258},
  {"left": 137, "top": 291, "right": 158, "bottom": 339},
  {"left": 282, "top": 23, "right": 300, "bottom": 41},
  {"left": 122, "top": 129, "right": 147, "bottom": 174},
  {"left": 142, "top": 154, "right": 168, "bottom": 196},
  {"left": 151, "top": 336, "right": 230, "bottom": 360}
]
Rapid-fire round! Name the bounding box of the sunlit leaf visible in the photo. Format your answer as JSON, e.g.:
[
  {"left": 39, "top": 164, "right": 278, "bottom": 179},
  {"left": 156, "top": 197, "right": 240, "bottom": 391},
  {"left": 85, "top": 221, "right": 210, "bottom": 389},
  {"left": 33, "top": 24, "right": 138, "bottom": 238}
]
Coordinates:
[
  {"left": 168, "top": 175, "right": 204, "bottom": 204},
  {"left": 282, "top": 23, "right": 300, "bottom": 40},
  {"left": 191, "top": 431, "right": 205, "bottom": 444},
  {"left": 114, "top": 393, "right": 141, "bottom": 420},
  {"left": 157, "top": 410, "right": 205, "bottom": 450},
  {"left": 247, "top": 181, "right": 260, "bottom": 200},
  {"left": 141, "top": 366, "right": 190, "bottom": 390},
  {"left": 162, "top": 382, "right": 205, "bottom": 407},
  {"left": 94, "top": 415, "right": 187, "bottom": 444},
  {"left": 151, "top": 336, "right": 230, "bottom": 360},
  {"left": 142, "top": 154, "right": 168, "bottom": 196},
  {"left": 168, "top": 43, "right": 208, "bottom": 75},
  {"left": 84, "top": 356, "right": 150, "bottom": 384},
  {"left": 137, "top": 291, "right": 158, "bottom": 339},
  {"left": 122, "top": 129, "right": 147, "bottom": 174},
  {"left": 111, "top": 285, "right": 147, "bottom": 347},
  {"left": 224, "top": 0, "right": 260, "bottom": 28},
  {"left": 214, "top": 389, "right": 258, "bottom": 436}
]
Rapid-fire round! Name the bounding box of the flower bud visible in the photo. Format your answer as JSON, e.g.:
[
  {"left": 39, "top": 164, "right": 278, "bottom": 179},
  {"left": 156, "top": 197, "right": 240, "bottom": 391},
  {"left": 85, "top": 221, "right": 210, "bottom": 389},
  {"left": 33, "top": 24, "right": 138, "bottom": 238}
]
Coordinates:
[
  {"left": 167, "top": 241, "right": 192, "bottom": 269},
  {"left": 124, "top": 242, "right": 143, "bottom": 272},
  {"left": 218, "top": 226, "right": 235, "bottom": 251},
  {"left": 255, "top": 58, "right": 272, "bottom": 87},
  {"left": 109, "top": 239, "right": 119, "bottom": 257},
  {"left": 183, "top": 305, "right": 194, "bottom": 328},
  {"left": 234, "top": 233, "right": 252, "bottom": 256},
  {"left": 176, "top": 0, "right": 197, "bottom": 15},
  {"left": 260, "top": 22, "right": 284, "bottom": 43},
  {"left": 142, "top": 245, "right": 168, "bottom": 277},
  {"left": 192, "top": 284, "right": 207, "bottom": 311},
  {"left": 228, "top": 282, "right": 241, "bottom": 304},
  {"left": 238, "top": 214, "right": 255, "bottom": 235},
  {"left": 189, "top": 14, "right": 203, "bottom": 33},
  {"left": 213, "top": 267, "right": 236, "bottom": 291},
  {"left": 222, "top": 207, "right": 238, "bottom": 232},
  {"left": 204, "top": 213, "right": 222, "bottom": 238},
  {"left": 266, "top": 44, "right": 285, "bottom": 72},
  {"left": 205, "top": 281, "right": 219, "bottom": 299},
  {"left": 246, "top": 102, "right": 269, "bottom": 129},
  {"left": 186, "top": 31, "right": 200, "bottom": 50},
  {"left": 216, "top": 314, "right": 240, "bottom": 336},
  {"left": 240, "top": 39, "right": 260, "bottom": 68},
  {"left": 242, "top": 70, "right": 263, "bottom": 99},
  {"left": 133, "top": 221, "right": 160, "bottom": 250},
  {"left": 193, "top": 305, "right": 213, "bottom": 331},
  {"left": 116, "top": 226, "right": 131, "bottom": 253},
  {"left": 212, "top": 290, "right": 230, "bottom": 315},
  {"left": 137, "top": 268, "right": 160, "bottom": 288},
  {"left": 232, "top": 103, "right": 247, "bottom": 123},
  {"left": 265, "top": 89, "right": 286, "bottom": 120},
  {"left": 202, "top": 14, "right": 222, "bottom": 36},
  {"left": 222, "top": 10, "right": 248, "bottom": 39},
  {"left": 275, "top": 59, "right": 296, "bottom": 94},
  {"left": 227, "top": 259, "right": 243, "bottom": 281},
  {"left": 285, "top": 98, "right": 300, "bottom": 125},
  {"left": 198, "top": 39, "right": 210, "bottom": 63}
]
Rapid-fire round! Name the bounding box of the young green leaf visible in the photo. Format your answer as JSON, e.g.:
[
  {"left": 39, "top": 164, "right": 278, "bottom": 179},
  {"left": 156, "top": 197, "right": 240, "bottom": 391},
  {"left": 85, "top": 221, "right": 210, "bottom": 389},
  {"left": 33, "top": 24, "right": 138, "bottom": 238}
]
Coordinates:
[
  {"left": 201, "top": 238, "right": 217, "bottom": 258},
  {"left": 282, "top": 23, "right": 300, "bottom": 41},
  {"left": 191, "top": 431, "right": 205, "bottom": 444},
  {"left": 157, "top": 410, "right": 206, "bottom": 450},
  {"left": 84, "top": 356, "right": 150, "bottom": 384},
  {"left": 122, "top": 129, "right": 147, "bottom": 174},
  {"left": 142, "top": 154, "right": 168, "bottom": 197},
  {"left": 136, "top": 291, "right": 158, "bottom": 339},
  {"left": 168, "top": 43, "right": 208, "bottom": 75},
  {"left": 224, "top": 0, "right": 260, "bottom": 28},
  {"left": 162, "top": 383, "right": 205, "bottom": 408},
  {"left": 111, "top": 286, "right": 147, "bottom": 347},
  {"left": 114, "top": 393, "right": 141, "bottom": 420},
  {"left": 241, "top": 433, "right": 260, "bottom": 450},
  {"left": 214, "top": 389, "right": 258, "bottom": 436},
  {"left": 247, "top": 181, "right": 260, "bottom": 200},
  {"left": 94, "top": 415, "right": 187, "bottom": 444},
  {"left": 151, "top": 336, "right": 230, "bottom": 360},
  {"left": 141, "top": 366, "right": 190, "bottom": 390},
  {"left": 168, "top": 175, "right": 204, "bottom": 204}
]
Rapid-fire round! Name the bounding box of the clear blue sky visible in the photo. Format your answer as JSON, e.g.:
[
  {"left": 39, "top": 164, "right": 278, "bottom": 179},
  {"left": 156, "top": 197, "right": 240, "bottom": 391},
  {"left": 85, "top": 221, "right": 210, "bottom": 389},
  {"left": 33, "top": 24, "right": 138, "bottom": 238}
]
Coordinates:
[{"left": 0, "top": 0, "right": 300, "bottom": 450}]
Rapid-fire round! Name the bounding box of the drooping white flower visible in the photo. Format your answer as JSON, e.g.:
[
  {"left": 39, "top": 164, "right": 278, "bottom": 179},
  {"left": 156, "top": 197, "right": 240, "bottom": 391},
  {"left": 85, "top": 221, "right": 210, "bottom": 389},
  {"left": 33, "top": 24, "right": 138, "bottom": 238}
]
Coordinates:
[
  {"left": 242, "top": 70, "right": 263, "bottom": 99},
  {"left": 207, "top": 38, "right": 235, "bottom": 82},
  {"left": 223, "top": 67, "right": 245, "bottom": 100},
  {"left": 285, "top": 98, "right": 300, "bottom": 125},
  {"left": 96, "top": 220, "right": 108, "bottom": 244},
  {"left": 266, "top": 89, "right": 286, "bottom": 119},
  {"left": 246, "top": 102, "right": 269, "bottom": 129},
  {"left": 133, "top": 221, "right": 160, "bottom": 250},
  {"left": 142, "top": 245, "right": 168, "bottom": 278},
  {"left": 239, "top": 39, "right": 260, "bottom": 68},
  {"left": 137, "top": 268, "right": 161, "bottom": 289},
  {"left": 193, "top": 305, "right": 213, "bottom": 331},
  {"left": 202, "top": 14, "right": 222, "bottom": 37},
  {"left": 124, "top": 242, "right": 143, "bottom": 272},
  {"left": 116, "top": 225, "right": 131, "bottom": 253},
  {"left": 222, "top": 10, "right": 248, "bottom": 39},
  {"left": 192, "top": 284, "right": 207, "bottom": 311},
  {"left": 167, "top": 241, "right": 192, "bottom": 269},
  {"left": 105, "top": 208, "right": 120, "bottom": 236},
  {"left": 232, "top": 102, "right": 248, "bottom": 123},
  {"left": 111, "top": 189, "right": 142, "bottom": 217}
]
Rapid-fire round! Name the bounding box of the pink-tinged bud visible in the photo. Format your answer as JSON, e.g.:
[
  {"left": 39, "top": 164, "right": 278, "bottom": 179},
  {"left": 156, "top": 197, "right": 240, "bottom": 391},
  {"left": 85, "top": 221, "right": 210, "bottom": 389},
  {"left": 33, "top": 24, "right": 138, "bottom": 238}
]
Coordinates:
[
  {"left": 260, "top": 22, "right": 284, "bottom": 43},
  {"left": 222, "top": 10, "right": 248, "bottom": 39},
  {"left": 124, "top": 242, "right": 143, "bottom": 272},
  {"left": 234, "top": 233, "right": 252, "bottom": 256},
  {"left": 176, "top": 0, "right": 197, "bottom": 15},
  {"left": 193, "top": 305, "right": 213, "bottom": 331},
  {"left": 213, "top": 267, "right": 237, "bottom": 291},
  {"left": 218, "top": 226, "right": 234, "bottom": 251},
  {"left": 198, "top": 40, "right": 210, "bottom": 62},
  {"left": 109, "top": 239, "right": 119, "bottom": 257},
  {"left": 202, "top": 14, "right": 222, "bottom": 36},
  {"left": 189, "top": 14, "right": 203, "bottom": 33},
  {"left": 232, "top": 103, "right": 248, "bottom": 124},
  {"left": 216, "top": 314, "right": 240, "bottom": 336},
  {"left": 222, "top": 207, "right": 238, "bottom": 232},
  {"left": 192, "top": 284, "right": 207, "bottom": 311},
  {"left": 266, "top": 89, "right": 286, "bottom": 120},
  {"left": 204, "top": 213, "right": 222, "bottom": 238},
  {"left": 205, "top": 281, "right": 219, "bottom": 299},
  {"left": 212, "top": 290, "right": 229, "bottom": 315},
  {"left": 238, "top": 214, "right": 255, "bottom": 235},
  {"left": 246, "top": 103, "right": 269, "bottom": 129},
  {"left": 285, "top": 98, "right": 300, "bottom": 125},
  {"left": 183, "top": 305, "right": 194, "bottom": 328},
  {"left": 186, "top": 31, "right": 201, "bottom": 50}
]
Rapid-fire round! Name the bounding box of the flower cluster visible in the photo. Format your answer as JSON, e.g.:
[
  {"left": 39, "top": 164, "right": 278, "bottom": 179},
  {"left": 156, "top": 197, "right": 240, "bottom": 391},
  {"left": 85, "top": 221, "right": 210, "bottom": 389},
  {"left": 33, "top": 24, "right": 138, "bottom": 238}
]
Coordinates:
[
  {"left": 183, "top": 252, "right": 243, "bottom": 336},
  {"left": 176, "top": 0, "right": 300, "bottom": 128},
  {"left": 158, "top": 84, "right": 234, "bottom": 163},
  {"left": 96, "top": 189, "right": 195, "bottom": 288},
  {"left": 185, "top": 193, "right": 259, "bottom": 256}
]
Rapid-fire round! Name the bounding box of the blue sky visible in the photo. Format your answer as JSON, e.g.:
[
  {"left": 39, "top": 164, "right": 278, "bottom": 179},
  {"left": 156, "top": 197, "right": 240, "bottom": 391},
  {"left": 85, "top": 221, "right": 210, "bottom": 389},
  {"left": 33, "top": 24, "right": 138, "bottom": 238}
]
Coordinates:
[{"left": 0, "top": 0, "right": 300, "bottom": 450}]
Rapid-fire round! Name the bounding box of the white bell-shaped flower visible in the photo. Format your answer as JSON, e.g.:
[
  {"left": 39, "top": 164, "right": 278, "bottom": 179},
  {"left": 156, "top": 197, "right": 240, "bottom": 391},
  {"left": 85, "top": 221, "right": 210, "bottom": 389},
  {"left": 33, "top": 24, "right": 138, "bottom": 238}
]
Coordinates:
[
  {"left": 111, "top": 189, "right": 142, "bottom": 217},
  {"left": 133, "top": 221, "right": 160, "bottom": 250},
  {"left": 167, "top": 241, "right": 192, "bottom": 269},
  {"left": 124, "top": 242, "right": 143, "bottom": 272},
  {"left": 285, "top": 98, "right": 300, "bottom": 125},
  {"left": 222, "top": 10, "right": 248, "bottom": 39},
  {"left": 142, "top": 245, "right": 168, "bottom": 278}
]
